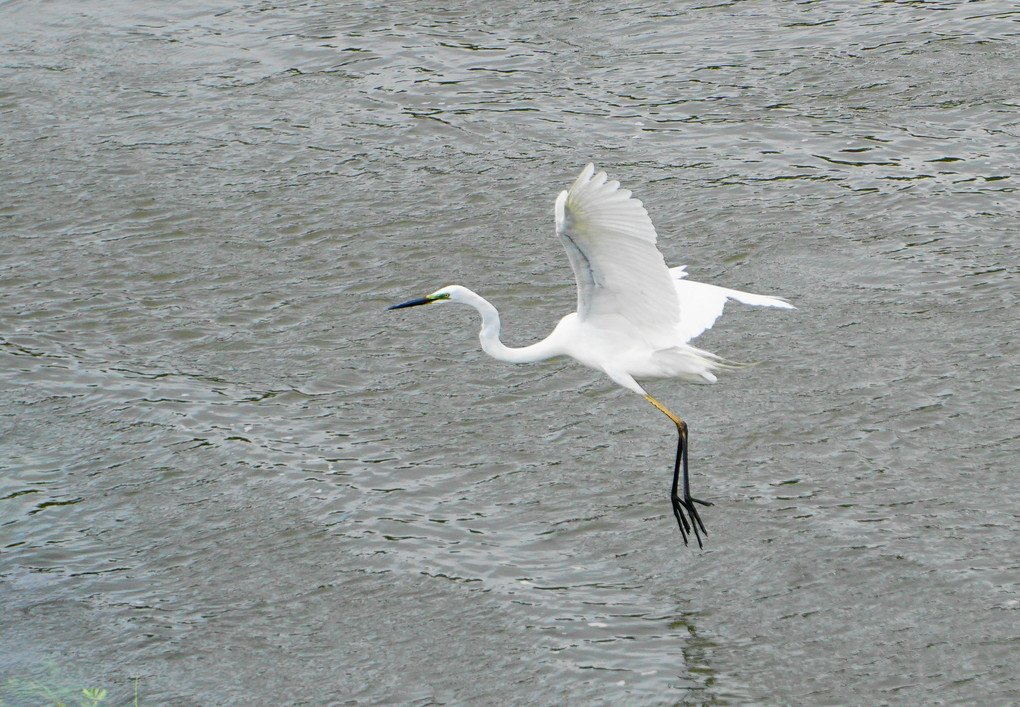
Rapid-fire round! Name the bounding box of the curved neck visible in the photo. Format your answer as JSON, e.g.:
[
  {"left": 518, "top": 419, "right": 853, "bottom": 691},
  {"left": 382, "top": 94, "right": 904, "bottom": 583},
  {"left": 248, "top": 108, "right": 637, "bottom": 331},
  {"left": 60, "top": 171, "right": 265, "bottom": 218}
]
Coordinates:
[{"left": 459, "top": 289, "right": 561, "bottom": 364}]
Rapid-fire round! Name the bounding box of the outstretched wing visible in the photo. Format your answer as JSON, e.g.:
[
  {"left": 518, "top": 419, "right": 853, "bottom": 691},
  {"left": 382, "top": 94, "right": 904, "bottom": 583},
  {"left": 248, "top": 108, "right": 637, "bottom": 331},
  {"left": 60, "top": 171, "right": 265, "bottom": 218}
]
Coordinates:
[
  {"left": 554, "top": 164, "right": 679, "bottom": 339},
  {"left": 670, "top": 266, "right": 795, "bottom": 343}
]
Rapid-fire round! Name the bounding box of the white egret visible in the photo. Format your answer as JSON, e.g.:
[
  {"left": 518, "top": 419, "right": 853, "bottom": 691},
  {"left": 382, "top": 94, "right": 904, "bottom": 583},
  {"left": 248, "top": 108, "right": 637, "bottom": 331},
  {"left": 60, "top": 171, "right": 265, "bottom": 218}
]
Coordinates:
[{"left": 389, "top": 164, "right": 793, "bottom": 547}]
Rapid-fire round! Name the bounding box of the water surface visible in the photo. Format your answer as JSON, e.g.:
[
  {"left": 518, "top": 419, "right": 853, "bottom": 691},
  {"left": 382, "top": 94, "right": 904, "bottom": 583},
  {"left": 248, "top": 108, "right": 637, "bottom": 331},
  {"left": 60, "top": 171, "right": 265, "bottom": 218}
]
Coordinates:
[{"left": 2, "top": 1, "right": 1018, "bottom": 704}]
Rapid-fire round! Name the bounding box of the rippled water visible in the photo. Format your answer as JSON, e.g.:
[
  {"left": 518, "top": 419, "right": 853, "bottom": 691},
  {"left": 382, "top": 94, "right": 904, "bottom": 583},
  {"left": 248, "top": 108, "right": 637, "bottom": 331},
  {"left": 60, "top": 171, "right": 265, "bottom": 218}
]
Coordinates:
[{"left": 2, "top": 1, "right": 1018, "bottom": 704}]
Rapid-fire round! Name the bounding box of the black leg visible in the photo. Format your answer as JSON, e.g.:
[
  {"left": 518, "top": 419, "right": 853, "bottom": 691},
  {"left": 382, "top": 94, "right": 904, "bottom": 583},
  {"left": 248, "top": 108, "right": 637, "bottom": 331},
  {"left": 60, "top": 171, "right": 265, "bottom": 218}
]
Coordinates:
[
  {"left": 669, "top": 421, "right": 712, "bottom": 548},
  {"left": 643, "top": 394, "right": 713, "bottom": 547},
  {"left": 669, "top": 429, "right": 691, "bottom": 544}
]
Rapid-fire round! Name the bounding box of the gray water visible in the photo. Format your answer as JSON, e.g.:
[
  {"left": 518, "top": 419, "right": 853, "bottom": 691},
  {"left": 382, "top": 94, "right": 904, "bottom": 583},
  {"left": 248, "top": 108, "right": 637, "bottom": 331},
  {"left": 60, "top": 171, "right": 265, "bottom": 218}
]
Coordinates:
[{"left": 2, "top": 1, "right": 1018, "bottom": 704}]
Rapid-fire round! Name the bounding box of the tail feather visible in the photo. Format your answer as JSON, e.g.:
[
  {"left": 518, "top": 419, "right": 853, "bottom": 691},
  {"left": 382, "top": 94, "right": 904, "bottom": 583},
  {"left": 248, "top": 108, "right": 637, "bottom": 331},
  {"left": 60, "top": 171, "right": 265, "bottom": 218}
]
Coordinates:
[{"left": 650, "top": 343, "right": 721, "bottom": 383}]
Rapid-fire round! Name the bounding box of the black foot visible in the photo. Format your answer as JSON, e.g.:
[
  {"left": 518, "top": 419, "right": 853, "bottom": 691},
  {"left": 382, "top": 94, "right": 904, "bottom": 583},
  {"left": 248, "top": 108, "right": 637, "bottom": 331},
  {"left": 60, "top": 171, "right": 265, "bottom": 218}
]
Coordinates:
[{"left": 671, "top": 494, "right": 713, "bottom": 548}]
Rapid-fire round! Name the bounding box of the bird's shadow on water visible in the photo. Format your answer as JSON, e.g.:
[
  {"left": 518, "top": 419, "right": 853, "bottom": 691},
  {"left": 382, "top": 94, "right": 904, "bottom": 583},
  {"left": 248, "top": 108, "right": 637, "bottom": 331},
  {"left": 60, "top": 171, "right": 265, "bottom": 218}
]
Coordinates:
[{"left": 357, "top": 467, "right": 743, "bottom": 699}]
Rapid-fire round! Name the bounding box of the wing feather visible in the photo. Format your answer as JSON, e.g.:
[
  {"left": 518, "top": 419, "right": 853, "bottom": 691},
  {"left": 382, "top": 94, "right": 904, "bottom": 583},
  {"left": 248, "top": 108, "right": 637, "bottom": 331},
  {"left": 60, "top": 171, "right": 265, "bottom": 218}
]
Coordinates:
[
  {"left": 554, "top": 164, "right": 679, "bottom": 339},
  {"left": 670, "top": 266, "right": 795, "bottom": 343}
]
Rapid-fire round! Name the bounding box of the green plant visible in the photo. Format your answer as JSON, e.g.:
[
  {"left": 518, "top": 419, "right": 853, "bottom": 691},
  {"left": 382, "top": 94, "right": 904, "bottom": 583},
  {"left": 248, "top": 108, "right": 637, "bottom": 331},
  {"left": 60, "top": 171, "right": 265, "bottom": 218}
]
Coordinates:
[{"left": 0, "top": 675, "right": 129, "bottom": 706}]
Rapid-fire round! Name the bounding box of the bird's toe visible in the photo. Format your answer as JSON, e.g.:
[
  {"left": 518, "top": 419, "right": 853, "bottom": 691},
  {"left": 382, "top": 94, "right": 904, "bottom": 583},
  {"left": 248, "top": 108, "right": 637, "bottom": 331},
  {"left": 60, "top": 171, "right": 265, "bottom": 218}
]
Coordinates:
[{"left": 671, "top": 494, "right": 709, "bottom": 548}]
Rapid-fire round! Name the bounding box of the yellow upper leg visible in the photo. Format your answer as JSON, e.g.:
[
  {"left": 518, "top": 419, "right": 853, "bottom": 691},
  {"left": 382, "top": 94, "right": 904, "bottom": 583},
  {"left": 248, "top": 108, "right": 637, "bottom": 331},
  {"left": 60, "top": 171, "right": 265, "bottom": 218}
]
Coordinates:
[{"left": 643, "top": 394, "right": 686, "bottom": 431}]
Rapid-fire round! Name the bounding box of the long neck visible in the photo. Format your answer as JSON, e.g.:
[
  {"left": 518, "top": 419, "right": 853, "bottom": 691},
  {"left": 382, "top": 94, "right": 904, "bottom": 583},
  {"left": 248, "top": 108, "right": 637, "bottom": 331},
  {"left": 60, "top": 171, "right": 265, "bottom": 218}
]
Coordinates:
[{"left": 460, "top": 289, "right": 562, "bottom": 364}]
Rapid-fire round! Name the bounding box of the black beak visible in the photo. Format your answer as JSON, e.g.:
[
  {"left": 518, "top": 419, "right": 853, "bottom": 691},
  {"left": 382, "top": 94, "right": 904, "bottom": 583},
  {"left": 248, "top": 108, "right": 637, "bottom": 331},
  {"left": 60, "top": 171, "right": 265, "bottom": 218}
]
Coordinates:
[{"left": 387, "top": 297, "right": 431, "bottom": 310}]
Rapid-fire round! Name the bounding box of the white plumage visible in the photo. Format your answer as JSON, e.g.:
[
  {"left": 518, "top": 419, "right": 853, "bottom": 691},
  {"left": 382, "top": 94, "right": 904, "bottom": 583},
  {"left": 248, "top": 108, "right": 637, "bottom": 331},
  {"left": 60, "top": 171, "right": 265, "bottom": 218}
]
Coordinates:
[{"left": 390, "top": 164, "right": 794, "bottom": 547}]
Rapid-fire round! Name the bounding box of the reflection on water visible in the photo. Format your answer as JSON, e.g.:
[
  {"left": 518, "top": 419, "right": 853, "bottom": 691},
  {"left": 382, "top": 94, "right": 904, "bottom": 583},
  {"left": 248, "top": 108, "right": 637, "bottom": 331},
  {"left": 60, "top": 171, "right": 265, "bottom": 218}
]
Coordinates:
[{"left": 2, "top": 0, "right": 1018, "bottom": 704}]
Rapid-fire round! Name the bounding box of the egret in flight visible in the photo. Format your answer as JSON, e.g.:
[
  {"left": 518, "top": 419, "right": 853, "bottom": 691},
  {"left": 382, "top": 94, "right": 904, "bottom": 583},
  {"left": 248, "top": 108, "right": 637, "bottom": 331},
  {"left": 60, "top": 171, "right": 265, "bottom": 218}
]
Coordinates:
[{"left": 389, "top": 164, "right": 793, "bottom": 547}]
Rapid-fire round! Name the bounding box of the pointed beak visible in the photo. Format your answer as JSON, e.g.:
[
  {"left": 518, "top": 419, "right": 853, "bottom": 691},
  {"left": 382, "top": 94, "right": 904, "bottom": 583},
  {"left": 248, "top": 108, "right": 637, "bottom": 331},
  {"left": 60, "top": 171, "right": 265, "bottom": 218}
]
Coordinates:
[{"left": 387, "top": 296, "right": 432, "bottom": 310}]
